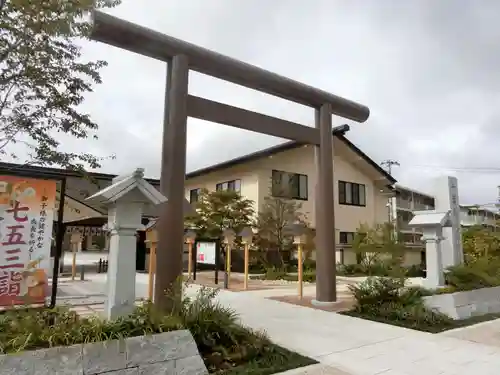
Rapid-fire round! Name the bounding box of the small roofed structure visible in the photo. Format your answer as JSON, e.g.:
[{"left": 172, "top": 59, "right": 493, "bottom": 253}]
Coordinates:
[
  {"left": 409, "top": 210, "right": 452, "bottom": 289},
  {"left": 408, "top": 210, "right": 451, "bottom": 229},
  {"left": 86, "top": 168, "right": 169, "bottom": 319}
]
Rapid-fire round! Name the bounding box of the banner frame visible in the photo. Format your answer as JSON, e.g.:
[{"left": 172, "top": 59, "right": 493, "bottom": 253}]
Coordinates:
[{"left": 0, "top": 168, "right": 66, "bottom": 309}]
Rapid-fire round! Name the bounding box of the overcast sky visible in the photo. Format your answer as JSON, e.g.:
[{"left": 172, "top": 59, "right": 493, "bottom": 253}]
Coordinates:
[{"left": 48, "top": 0, "right": 500, "bottom": 207}]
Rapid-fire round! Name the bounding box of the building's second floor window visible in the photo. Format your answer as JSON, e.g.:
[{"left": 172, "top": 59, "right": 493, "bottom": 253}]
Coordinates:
[
  {"left": 338, "top": 181, "right": 366, "bottom": 206},
  {"left": 271, "top": 170, "right": 308, "bottom": 200},
  {"left": 339, "top": 231, "right": 355, "bottom": 244},
  {"left": 216, "top": 179, "right": 241, "bottom": 192},
  {"left": 189, "top": 188, "right": 201, "bottom": 203}
]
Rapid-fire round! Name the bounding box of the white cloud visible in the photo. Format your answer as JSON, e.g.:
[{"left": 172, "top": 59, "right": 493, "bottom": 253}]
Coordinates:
[{"left": 7, "top": 0, "right": 500, "bottom": 206}]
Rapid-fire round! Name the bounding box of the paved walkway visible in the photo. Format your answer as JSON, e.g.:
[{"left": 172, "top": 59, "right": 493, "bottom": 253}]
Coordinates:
[
  {"left": 54, "top": 275, "right": 500, "bottom": 375},
  {"left": 213, "top": 289, "right": 500, "bottom": 375},
  {"left": 439, "top": 319, "right": 500, "bottom": 348}
]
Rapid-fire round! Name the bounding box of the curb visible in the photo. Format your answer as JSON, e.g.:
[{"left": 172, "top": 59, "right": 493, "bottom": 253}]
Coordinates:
[{"left": 439, "top": 317, "right": 500, "bottom": 334}]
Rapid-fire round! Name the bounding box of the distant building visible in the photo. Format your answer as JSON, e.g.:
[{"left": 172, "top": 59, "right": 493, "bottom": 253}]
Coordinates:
[
  {"left": 393, "top": 185, "right": 500, "bottom": 246},
  {"left": 460, "top": 204, "right": 500, "bottom": 229},
  {"left": 392, "top": 185, "right": 435, "bottom": 245}
]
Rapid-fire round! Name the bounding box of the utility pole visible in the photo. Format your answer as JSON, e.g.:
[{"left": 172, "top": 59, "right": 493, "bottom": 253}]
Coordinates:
[
  {"left": 381, "top": 159, "right": 400, "bottom": 175},
  {"left": 381, "top": 160, "right": 400, "bottom": 241}
]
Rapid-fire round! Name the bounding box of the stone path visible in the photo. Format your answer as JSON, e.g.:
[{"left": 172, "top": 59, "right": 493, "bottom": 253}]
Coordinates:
[
  {"left": 214, "top": 289, "right": 500, "bottom": 375},
  {"left": 439, "top": 319, "right": 500, "bottom": 348},
  {"left": 276, "top": 363, "right": 351, "bottom": 375}
]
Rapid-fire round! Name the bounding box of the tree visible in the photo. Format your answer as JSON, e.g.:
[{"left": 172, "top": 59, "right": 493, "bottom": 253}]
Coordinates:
[
  {"left": 184, "top": 189, "right": 255, "bottom": 240},
  {"left": 0, "top": 0, "right": 120, "bottom": 170},
  {"left": 352, "top": 222, "right": 406, "bottom": 275},
  {"left": 253, "top": 195, "right": 312, "bottom": 268}
]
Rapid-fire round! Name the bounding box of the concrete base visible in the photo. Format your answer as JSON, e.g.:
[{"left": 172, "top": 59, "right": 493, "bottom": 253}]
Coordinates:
[
  {"left": 0, "top": 330, "right": 207, "bottom": 374},
  {"left": 423, "top": 286, "right": 500, "bottom": 320},
  {"left": 311, "top": 299, "right": 337, "bottom": 307}
]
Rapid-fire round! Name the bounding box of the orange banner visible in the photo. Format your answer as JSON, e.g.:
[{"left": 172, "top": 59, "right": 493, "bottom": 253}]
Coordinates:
[{"left": 0, "top": 175, "right": 57, "bottom": 306}]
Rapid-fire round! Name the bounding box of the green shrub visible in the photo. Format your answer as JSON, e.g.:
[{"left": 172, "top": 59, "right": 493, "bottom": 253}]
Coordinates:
[
  {"left": 348, "top": 277, "right": 406, "bottom": 309},
  {"left": 282, "top": 270, "right": 316, "bottom": 283},
  {"left": 303, "top": 259, "right": 316, "bottom": 271},
  {"left": 337, "top": 264, "right": 365, "bottom": 276},
  {"left": 432, "top": 286, "right": 458, "bottom": 295},
  {"left": 405, "top": 264, "right": 426, "bottom": 277},
  {"left": 364, "top": 302, "right": 453, "bottom": 329},
  {"left": 337, "top": 261, "right": 410, "bottom": 278},
  {"left": 0, "top": 305, "right": 181, "bottom": 354},
  {"left": 347, "top": 276, "right": 452, "bottom": 330},
  {"left": 263, "top": 267, "right": 288, "bottom": 280},
  {"left": 249, "top": 261, "right": 267, "bottom": 274},
  {"left": 303, "top": 270, "right": 316, "bottom": 283},
  {"left": 445, "top": 257, "right": 500, "bottom": 291},
  {"left": 0, "top": 284, "right": 315, "bottom": 374}
]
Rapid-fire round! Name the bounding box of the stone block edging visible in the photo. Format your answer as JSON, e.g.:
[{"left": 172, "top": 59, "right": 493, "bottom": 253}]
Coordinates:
[
  {"left": 0, "top": 329, "right": 208, "bottom": 375},
  {"left": 423, "top": 286, "right": 500, "bottom": 320}
]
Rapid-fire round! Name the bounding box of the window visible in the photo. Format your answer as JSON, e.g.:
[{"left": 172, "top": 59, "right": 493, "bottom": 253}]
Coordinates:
[
  {"left": 339, "top": 232, "right": 355, "bottom": 245},
  {"left": 189, "top": 188, "right": 201, "bottom": 203},
  {"left": 271, "top": 170, "right": 308, "bottom": 200},
  {"left": 338, "top": 181, "right": 366, "bottom": 206},
  {"left": 216, "top": 179, "right": 241, "bottom": 192}
]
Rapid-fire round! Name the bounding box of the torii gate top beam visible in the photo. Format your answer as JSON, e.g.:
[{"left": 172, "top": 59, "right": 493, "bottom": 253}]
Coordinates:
[{"left": 90, "top": 11, "right": 370, "bottom": 123}]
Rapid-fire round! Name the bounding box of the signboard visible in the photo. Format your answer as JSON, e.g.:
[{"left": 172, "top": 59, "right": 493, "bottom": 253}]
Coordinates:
[
  {"left": 196, "top": 242, "right": 216, "bottom": 265},
  {"left": 0, "top": 176, "right": 57, "bottom": 306}
]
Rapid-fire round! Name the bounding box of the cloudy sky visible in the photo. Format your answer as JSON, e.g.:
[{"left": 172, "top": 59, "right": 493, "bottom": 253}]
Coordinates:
[{"left": 38, "top": 1, "right": 500, "bottom": 205}]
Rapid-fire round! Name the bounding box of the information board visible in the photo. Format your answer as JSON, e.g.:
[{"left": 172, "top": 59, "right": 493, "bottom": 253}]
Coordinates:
[
  {"left": 0, "top": 176, "right": 56, "bottom": 306},
  {"left": 196, "top": 242, "right": 216, "bottom": 265}
]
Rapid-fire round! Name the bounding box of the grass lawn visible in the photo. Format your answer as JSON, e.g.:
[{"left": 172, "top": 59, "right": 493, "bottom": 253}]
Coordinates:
[{"left": 340, "top": 310, "right": 500, "bottom": 333}]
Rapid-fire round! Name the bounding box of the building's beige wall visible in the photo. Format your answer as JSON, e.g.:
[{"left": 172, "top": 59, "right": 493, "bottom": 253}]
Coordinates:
[
  {"left": 184, "top": 140, "right": 393, "bottom": 249},
  {"left": 185, "top": 164, "right": 261, "bottom": 215},
  {"left": 403, "top": 250, "right": 423, "bottom": 267},
  {"left": 251, "top": 144, "right": 390, "bottom": 234}
]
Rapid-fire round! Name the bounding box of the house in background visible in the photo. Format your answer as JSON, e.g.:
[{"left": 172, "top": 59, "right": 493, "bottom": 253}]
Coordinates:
[
  {"left": 184, "top": 128, "right": 397, "bottom": 265},
  {"left": 460, "top": 204, "right": 500, "bottom": 230},
  {"left": 393, "top": 185, "right": 500, "bottom": 246},
  {"left": 393, "top": 185, "right": 435, "bottom": 246}
]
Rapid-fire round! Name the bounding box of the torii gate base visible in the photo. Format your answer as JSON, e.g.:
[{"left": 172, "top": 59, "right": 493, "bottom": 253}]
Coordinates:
[{"left": 90, "top": 11, "right": 370, "bottom": 309}]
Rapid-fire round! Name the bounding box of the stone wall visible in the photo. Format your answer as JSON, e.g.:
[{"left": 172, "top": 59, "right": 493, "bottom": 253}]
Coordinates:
[
  {"left": 0, "top": 329, "right": 208, "bottom": 375},
  {"left": 423, "top": 286, "right": 500, "bottom": 320}
]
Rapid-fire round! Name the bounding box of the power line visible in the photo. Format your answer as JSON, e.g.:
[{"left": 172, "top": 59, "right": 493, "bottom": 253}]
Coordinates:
[{"left": 401, "top": 164, "right": 500, "bottom": 174}]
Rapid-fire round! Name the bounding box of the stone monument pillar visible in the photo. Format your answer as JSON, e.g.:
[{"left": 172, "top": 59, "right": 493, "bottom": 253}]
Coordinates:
[{"left": 434, "top": 176, "right": 463, "bottom": 268}]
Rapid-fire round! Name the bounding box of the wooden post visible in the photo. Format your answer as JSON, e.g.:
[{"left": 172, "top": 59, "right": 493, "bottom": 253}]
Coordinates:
[
  {"left": 226, "top": 245, "right": 231, "bottom": 280},
  {"left": 297, "top": 243, "right": 303, "bottom": 299},
  {"left": 148, "top": 242, "right": 157, "bottom": 301},
  {"left": 244, "top": 243, "right": 249, "bottom": 290},
  {"left": 188, "top": 242, "right": 193, "bottom": 278},
  {"left": 71, "top": 243, "right": 77, "bottom": 280}
]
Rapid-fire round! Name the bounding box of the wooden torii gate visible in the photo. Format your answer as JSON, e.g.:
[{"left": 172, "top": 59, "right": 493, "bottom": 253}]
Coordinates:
[{"left": 89, "top": 11, "right": 370, "bottom": 309}]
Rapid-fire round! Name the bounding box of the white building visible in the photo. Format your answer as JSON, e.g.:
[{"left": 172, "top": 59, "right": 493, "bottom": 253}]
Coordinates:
[{"left": 393, "top": 185, "right": 499, "bottom": 245}]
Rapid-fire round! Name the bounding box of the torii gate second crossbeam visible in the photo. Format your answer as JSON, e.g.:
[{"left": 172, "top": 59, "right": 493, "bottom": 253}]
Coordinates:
[{"left": 89, "top": 10, "right": 370, "bottom": 309}]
